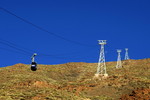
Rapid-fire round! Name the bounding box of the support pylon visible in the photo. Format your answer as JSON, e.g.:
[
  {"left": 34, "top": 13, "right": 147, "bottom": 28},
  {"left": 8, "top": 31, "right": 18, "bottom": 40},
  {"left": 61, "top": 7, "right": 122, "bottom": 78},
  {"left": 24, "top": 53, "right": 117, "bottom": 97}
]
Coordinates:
[
  {"left": 116, "top": 50, "right": 122, "bottom": 68},
  {"left": 95, "top": 40, "right": 108, "bottom": 77},
  {"left": 125, "top": 48, "right": 130, "bottom": 60}
]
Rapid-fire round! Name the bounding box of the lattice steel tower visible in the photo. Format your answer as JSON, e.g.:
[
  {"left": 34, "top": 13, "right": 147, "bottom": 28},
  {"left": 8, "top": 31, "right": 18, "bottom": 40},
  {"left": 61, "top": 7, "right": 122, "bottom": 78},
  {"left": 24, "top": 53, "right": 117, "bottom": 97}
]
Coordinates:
[
  {"left": 95, "top": 40, "right": 108, "bottom": 77},
  {"left": 116, "top": 50, "right": 122, "bottom": 68},
  {"left": 125, "top": 48, "right": 129, "bottom": 60}
]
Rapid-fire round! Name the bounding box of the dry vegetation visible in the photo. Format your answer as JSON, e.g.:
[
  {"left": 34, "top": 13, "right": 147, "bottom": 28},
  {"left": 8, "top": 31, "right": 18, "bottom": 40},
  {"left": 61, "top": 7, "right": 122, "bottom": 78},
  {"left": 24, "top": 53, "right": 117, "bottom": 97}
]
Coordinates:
[{"left": 0, "top": 59, "right": 150, "bottom": 100}]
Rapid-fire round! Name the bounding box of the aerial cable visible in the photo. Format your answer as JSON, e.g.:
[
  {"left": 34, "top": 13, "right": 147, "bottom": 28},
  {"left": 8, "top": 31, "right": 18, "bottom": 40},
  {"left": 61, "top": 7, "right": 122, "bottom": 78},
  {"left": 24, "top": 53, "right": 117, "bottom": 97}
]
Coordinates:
[
  {"left": 0, "top": 38, "right": 55, "bottom": 57},
  {"left": 0, "top": 38, "right": 77, "bottom": 59},
  {"left": 38, "top": 48, "right": 97, "bottom": 60},
  {"left": 0, "top": 37, "right": 99, "bottom": 61},
  {"left": 0, "top": 46, "right": 31, "bottom": 56},
  {"left": 0, "top": 38, "right": 60, "bottom": 57},
  {"left": 0, "top": 7, "right": 96, "bottom": 47},
  {"left": 0, "top": 38, "right": 71, "bottom": 58},
  {"left": 0, "top": 40, "right": 97, "bottom": 61},
  {"left": 0, "top": 38, "right": 35, "bottom": 53},
  {"left": 37, "top": 53, "right": 78, "bottom": 60},
  {"left": 0, "top": 41, "right": 32, "bottom": 55},
  {"left": 39, "top": 46, "right": 97, "bottom": 57}
]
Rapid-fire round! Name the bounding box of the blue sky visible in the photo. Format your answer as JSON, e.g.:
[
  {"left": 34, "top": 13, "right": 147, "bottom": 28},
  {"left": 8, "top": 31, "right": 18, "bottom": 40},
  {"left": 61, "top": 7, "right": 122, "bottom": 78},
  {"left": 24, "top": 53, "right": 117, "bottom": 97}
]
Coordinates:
[{"left": 0, "top": 0, "right": 150, "bottom": 67}]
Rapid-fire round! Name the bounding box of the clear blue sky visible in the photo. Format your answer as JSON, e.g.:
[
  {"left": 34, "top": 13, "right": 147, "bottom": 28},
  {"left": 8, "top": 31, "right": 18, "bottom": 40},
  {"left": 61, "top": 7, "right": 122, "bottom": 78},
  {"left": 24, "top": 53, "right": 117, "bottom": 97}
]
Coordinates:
[{"left": 0, "top": 0, "right": 150, "bottom": 67}]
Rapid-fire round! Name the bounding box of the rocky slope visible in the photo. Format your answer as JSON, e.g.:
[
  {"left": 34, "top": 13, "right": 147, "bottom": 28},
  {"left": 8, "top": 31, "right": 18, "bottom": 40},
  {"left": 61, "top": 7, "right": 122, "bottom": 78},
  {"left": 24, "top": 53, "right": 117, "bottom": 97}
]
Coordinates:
[{"left": 0, "top": 59, "right": 150, "bottom": 100}]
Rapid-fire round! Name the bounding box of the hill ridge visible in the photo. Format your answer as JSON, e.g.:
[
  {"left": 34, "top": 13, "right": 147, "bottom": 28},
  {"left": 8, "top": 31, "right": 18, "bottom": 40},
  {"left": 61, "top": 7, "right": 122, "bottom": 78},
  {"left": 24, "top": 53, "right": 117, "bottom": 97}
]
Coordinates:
[{"left": 0, "top": 59, "right": 150, "bottom": 100}]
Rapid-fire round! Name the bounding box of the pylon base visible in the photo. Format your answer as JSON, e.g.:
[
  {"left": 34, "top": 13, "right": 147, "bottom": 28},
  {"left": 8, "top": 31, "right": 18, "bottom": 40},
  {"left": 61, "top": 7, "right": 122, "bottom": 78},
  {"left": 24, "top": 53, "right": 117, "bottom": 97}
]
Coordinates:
[{"left": 93, "top": 73, "right": 108, "bottom": 80}]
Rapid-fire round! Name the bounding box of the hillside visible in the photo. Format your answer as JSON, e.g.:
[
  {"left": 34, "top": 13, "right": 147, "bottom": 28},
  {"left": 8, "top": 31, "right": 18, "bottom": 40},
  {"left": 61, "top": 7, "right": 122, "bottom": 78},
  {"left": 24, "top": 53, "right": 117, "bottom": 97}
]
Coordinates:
[{"left": 0, "top": 59, "right": 150, "bottom": 100}]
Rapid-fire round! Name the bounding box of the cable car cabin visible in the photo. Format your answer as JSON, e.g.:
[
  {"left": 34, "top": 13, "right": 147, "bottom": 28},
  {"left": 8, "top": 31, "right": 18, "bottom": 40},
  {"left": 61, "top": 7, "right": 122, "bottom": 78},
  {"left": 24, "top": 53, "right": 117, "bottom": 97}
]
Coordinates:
[{"left": 31, "top": 62, "right": 37, "bottom": 71}]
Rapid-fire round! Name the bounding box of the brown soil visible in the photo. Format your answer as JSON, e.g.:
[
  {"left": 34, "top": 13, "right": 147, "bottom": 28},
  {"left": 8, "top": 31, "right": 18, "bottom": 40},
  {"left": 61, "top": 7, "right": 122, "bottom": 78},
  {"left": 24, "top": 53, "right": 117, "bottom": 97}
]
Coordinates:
[{"left": 120, "top": 88, "right": 150, "bottom": 100}]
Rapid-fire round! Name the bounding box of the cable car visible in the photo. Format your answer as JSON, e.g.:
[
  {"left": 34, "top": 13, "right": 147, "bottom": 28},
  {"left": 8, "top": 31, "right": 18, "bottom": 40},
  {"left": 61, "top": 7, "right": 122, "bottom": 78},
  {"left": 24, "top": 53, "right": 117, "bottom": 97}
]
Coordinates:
[
  {"left": 30, "top": 53, "right": 37, "bottom": 71},
  {"left": 31, "top": 62, "right": 37, "bottom": 71}
]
